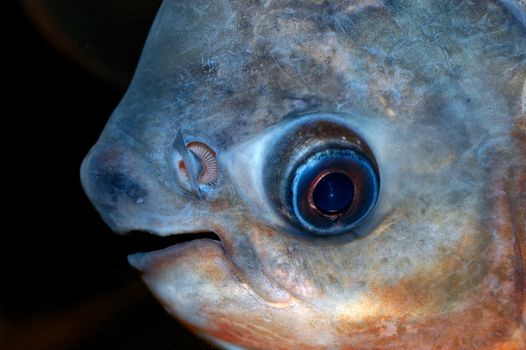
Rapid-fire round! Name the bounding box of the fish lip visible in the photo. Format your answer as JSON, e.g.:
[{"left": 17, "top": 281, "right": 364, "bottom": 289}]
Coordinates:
[
  {"left": 127, "top": 237, "right": 222, "bottom": 272},
  {"left": 123, "top": 229, "right": 223, "bottom": 271}
]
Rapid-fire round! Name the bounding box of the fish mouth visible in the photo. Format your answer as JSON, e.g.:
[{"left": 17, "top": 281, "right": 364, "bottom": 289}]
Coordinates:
[
  {"left": 124, "top": 229, "right": 293, "bottom": 305},
  {"left": 124, "top": 230, "right": 222, "bottom": 270},
  {"left": 123, "top": 230, "right": 222, "bottom": 256}
]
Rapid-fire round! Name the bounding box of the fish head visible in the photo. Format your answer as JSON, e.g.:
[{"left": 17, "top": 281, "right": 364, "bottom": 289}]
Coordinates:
[{"left": 80, "top": 0, "right": 526, "bottom": 349}]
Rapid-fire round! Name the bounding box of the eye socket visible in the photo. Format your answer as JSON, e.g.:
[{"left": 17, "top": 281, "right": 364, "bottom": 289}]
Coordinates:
[
  {"left": 291, "top": 149, "right": 379, "bottom": 235},
  {"left": 225, "top": 113, "right": 382, "bottom": 239}
]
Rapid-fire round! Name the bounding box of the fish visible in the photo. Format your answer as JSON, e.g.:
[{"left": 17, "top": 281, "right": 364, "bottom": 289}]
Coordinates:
[{"left": 80, "top": 0, "right": 526, "bottom": 349}]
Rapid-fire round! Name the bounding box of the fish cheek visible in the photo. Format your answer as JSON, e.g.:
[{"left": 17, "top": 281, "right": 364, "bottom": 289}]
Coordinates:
[
  {"left": 248, "top": 224, "right": 328, "bottom": 300},
  {"left": 343, "top": 170, "right": 523, "bottom": 347}
]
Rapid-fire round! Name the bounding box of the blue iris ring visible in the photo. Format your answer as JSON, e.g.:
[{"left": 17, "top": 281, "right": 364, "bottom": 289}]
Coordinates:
[{"left": 291, "top": 149, "right": 379, "bottom": 235}]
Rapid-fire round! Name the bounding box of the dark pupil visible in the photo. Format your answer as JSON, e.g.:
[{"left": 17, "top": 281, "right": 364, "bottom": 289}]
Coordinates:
[{"left": 312, "top": 172, "right": 354, "bottom": 215}]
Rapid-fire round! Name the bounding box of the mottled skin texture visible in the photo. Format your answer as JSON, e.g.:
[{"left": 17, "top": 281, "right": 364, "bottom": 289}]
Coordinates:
[{"left": 81, "top": 0, "right": 526, "bottom": 349}]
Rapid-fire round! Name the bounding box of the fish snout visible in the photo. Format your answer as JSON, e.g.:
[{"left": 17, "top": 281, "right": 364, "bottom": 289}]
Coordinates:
[
  {"left": 80, "top": 141, "right": 150, "bottom": 232},
  {"left": 80, "top": 131, "right": 224, "bottom": 237}
]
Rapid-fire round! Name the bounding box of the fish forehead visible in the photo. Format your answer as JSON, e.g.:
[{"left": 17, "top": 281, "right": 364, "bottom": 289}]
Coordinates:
[
  {"left": 83, "top": 0, "right": 526, "bottom": 349},
  {"left": 105, "top": 0, "right": 524, "bottom": 149}
]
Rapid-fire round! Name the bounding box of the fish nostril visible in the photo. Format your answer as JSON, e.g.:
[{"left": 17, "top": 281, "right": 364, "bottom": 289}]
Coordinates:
[{"left": 171, "top": 130, "right": 219, "bottom": 198}]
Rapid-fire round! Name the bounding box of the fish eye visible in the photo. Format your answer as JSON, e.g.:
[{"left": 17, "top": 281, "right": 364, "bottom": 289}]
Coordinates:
[
  {"left": 291, "top": 148, "right": 379, "bottom": 235},
  {"left": 243, "top": 115, "right": 383, "bottom": 238},
  {"left": 224, "top": 114, "right": 384, "bottom": 239}
]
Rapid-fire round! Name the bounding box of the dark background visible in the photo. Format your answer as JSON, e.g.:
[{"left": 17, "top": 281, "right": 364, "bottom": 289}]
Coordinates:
[{"left": 3, "top": 1, "right": 213, "bottom": 349}]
